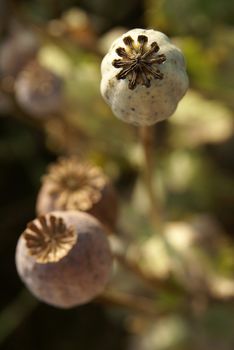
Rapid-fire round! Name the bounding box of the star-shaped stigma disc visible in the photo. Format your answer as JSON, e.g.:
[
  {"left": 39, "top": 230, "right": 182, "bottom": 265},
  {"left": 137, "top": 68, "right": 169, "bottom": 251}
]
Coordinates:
[
  {"left": 24, "top": 215, "right": 77, "bottom": 263},
  {"left": 112, "top": 35, "right": 166, "bottom": 90}
]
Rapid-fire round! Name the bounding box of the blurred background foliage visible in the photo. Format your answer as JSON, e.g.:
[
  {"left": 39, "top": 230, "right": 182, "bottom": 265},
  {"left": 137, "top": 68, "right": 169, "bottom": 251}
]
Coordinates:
[{"left": 0, "top": 0, "right": 234, "bottom": 349}]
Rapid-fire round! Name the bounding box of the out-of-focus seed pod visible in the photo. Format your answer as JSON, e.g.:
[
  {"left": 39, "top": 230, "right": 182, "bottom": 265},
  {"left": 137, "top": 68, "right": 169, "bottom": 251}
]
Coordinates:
[
  {"left": 14, "top": 61, "right": 63, "bottom": 117},
  {"left": 0, "top": 29, "right": 39, "bottom": 78},
  {"left": 100, "top": 28, "right": 189, "bottom": 126},
  {"left": 16, "top": 211, "right": 113, "bottom": 308},
  {"left": 61, "top": 8, "right": 97, "bottom": 48},
  {"left": 36, "top": 157, "right": 118, "bottom": 231}
]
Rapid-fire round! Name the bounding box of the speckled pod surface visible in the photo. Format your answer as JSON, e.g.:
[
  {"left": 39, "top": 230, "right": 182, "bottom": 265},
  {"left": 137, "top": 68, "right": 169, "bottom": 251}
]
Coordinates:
[
  {"left": 16, "top": 211, "right": 113, "bottom": 308},
  {"left": 100, "top": 28, "right": 189, "bottom": 126}
]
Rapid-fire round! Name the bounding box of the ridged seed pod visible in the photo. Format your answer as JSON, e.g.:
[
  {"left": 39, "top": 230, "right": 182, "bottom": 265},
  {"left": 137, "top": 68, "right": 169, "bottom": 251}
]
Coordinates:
[
  {"left": 100, "top": 28, "right": 189, "bottom": 126},
  {"left": 16, "top": 211, "right": 113, "bottom": 308},
  {"left": 36, "top": 157, "right": 118, "bottom": 231}
]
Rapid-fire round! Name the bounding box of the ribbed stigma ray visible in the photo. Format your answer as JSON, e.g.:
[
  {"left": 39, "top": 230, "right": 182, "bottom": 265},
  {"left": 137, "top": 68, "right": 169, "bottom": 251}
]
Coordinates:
[
  {"left": 23, "top": 215, "right": 77, "bottom": 263},
  {"left": 112, "top": 35, "right": 166, "bottom": 90}
]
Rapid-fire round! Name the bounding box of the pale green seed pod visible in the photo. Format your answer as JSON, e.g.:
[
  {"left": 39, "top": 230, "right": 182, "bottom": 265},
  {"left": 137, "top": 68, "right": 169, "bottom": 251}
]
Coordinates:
[{"left": 100, "top": 28, "right": 189, "bottom": 126}]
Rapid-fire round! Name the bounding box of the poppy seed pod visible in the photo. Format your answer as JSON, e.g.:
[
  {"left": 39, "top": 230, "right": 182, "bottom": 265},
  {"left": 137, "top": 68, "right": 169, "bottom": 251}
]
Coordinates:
[
  {"left": 15, "top": 211, "right": 113, "bottom": 308},
  {"left": 100, "top": 28, "right": 189, "bottom": 126},
  {"left": 0, "top": 30, "right": 38, "bottom": 78},
  {"left": 36, "top": 157, "right": 118, "bottom": 231},
  {"left": 15, "top": 61, "right": 63, "bottom": 117}
]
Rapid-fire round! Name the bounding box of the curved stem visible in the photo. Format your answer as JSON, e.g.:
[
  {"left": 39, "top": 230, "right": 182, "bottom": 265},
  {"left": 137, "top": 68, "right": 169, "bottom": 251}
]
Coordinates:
[
  {"left": 139, "top": 125, "right": 163, "bottom": 231},
  {"left": 110, "top": 235, "right": 183, "bottom": 295},
  {"left": 97, "top": 289, "right": 164, "bottom": 317},
  {"left": 0, "top": 289, "right": 38, "bottom": 345}
]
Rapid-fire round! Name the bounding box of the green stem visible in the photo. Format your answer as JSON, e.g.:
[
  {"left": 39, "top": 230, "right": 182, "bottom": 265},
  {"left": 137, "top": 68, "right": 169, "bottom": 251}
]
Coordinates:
[
  {"left": 0, "top": 289, "right": 38, "bottom": 345},
  {"left": 139, "top": 125, "right": 163, "bottom": 231}
]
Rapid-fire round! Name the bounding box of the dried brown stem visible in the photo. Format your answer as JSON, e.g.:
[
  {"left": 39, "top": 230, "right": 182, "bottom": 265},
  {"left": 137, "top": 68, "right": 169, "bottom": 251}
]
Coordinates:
[
  {"left": 112, "top": 236, "right": 234, "bottom": 306},
  {"left": 113, "top": 248, "right": 165, "bottom": 290},
  {"left": 110, "top": 235, "right": 184, "bottom": 295},
  {"left": 97, "top": 289, "right": 164, "bottom": 317}
]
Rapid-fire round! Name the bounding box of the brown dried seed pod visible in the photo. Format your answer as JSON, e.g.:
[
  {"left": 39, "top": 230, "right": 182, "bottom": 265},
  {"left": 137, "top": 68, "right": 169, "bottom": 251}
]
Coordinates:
[
  {"left": 36, "top": 157, "right": 118, "bottom": 231},
  {"left": 15, "top": 211, "right": 113, "bottom": 308},
  {"left": 0, "top": 29, "right": 39, "bottom": 78},
  {"left": 14, "top": 61, "right": 63, "bottom": 117}
]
